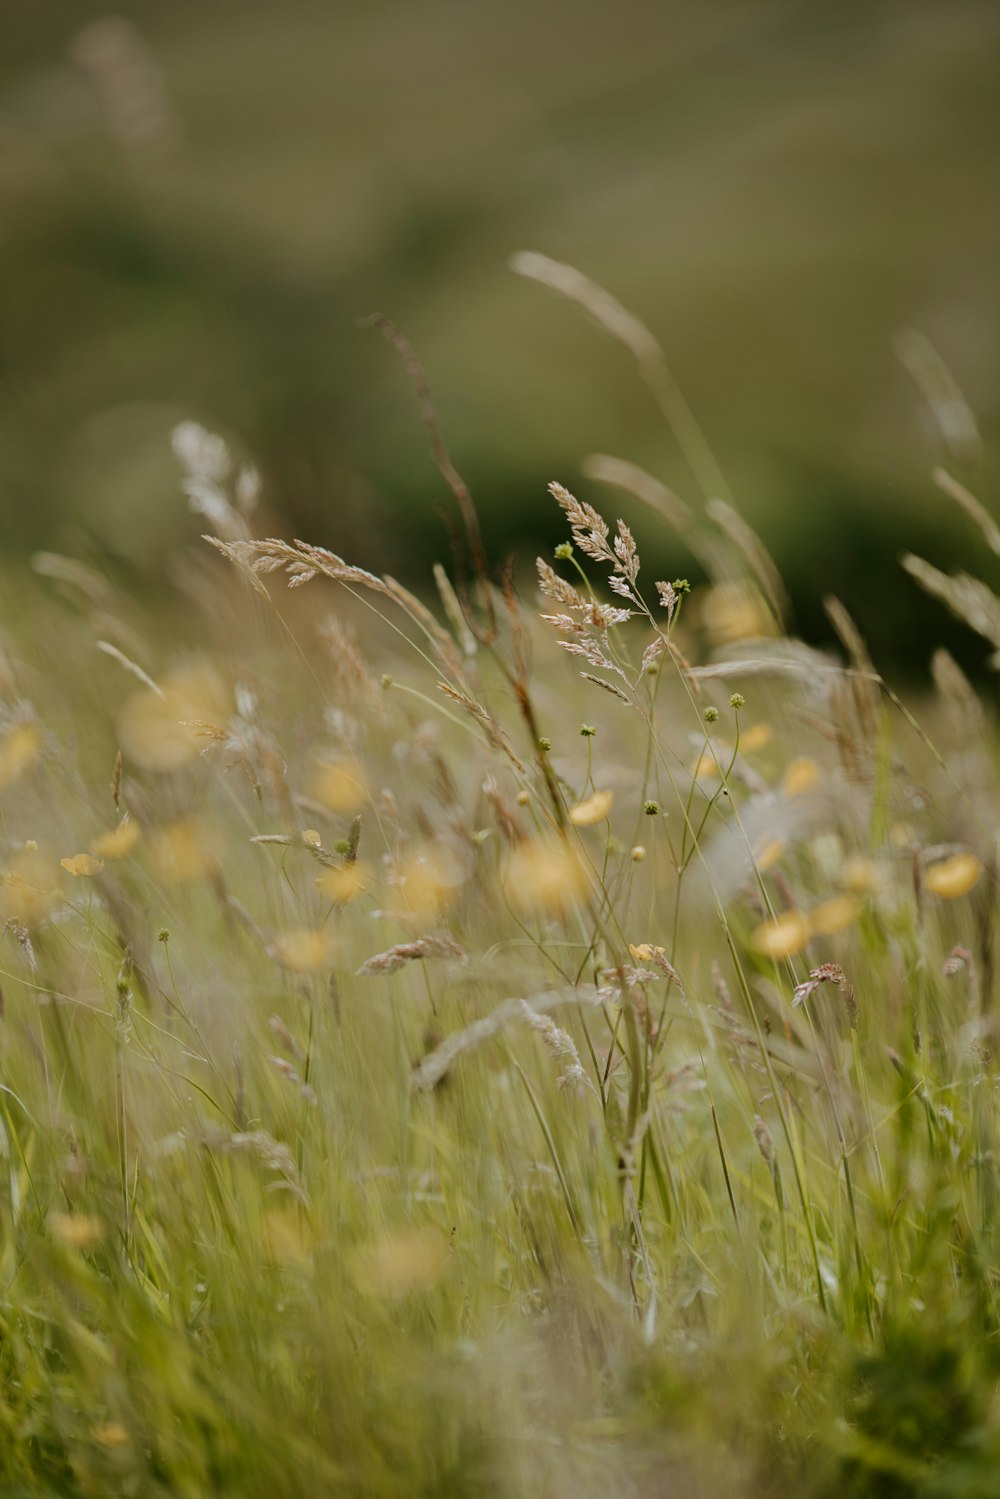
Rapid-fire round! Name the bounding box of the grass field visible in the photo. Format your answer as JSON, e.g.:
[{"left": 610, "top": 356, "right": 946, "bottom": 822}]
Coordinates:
[{"left": 1, "top": 263, "right": 999, "bottom": 1497}]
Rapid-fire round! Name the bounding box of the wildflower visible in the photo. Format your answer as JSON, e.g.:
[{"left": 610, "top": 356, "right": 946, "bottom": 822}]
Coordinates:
[
  {"left": 751, "top": 910, "right": 811, "bottom": 959},
  {"left": 554, "top": 542, "right": 574, "bottom": 559},
  {"left": 809, "top": 895, "right": 862, "bottom": 937},
  {"left": 48, "top": 1212, "right": 104, "bottom": 1248},
  {"left": 0, "top": 845, "right": 59, "bottom": 926},
  {"left": 149, "top": 819, "right": 218, "bottom": 885},
  {"left": 630, "top": 845, "right": 646, "bottom": 862},
  {"left": 729, "top": 692, "right": 746, "bottom": 711},
  {"left": 316, "top": 863, "right": 369, "bottom": 904},
  {"left": 841, "top": 856, "right": 877, "bottom": 893},
  {"left": 924, "top": 852, "right": 983, "bottom": 899},
  {"left": 783, "top": 758, "right": 820, "bottom": 796},
  {"left": 0, "top": 723, "right": 41, "bottom": 790},
  {"left": 580, "top": 723, "right": 596, "bottom": 738},
  {"left": 629, "top": 942, "right": 664, "bottom": 962},
  {"left": 270, "top": 929, "right": 333, "bottom": 973},
  {"left": 117, "top": 662, "right": 230, "bottom": 773},
  {"left": 702, "top": 581, "right": 772, "bottom": 645},
  {"left": 703, "top": 706, "right": 719, "bottom": 724},
  {"left": 312, "top": 758, "right": 367, "bottom": 815},
  {"left": 352, "top": 1227, "right": 449, "bottom": 1298},
  {"left": 60, "top": 854, "right": 104, "bottom": 878},
  {"left": 755, "top": 838, "right": 784, "bottom": 873},
  {"left": 92, "top": 1423, "right": 130, "bottom": 1449},
  {"left": 538, "top": 737, "right": 552, "bottom": 752},
  {"left": 692, "top": 751, "right": 721, "bottom": 781},
  {"left": 516, "top": 789, "right": 531, "bottom": 806},
  {"left": 91, "top": 820, "right": 142, "bottom": 860},
  {"left": 505, "top": 840, "right": 588, "bottom": 917},
  {"left": 644, "top": 800, "right": 660, "bottom": 816},
  {"left": 568, "top": 789, "right": 613, "bottom": 826},
  {"left": 740, "top": 723, "right": 772, "bottom": 752},
  {"left": 395, "top": 846, "right": 465, "bottom": 918}
]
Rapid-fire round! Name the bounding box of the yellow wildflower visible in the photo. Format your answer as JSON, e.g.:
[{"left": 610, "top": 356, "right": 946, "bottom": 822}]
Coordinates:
[
  {"left": 751, "top": 910, "right": 811, "bottom": 959},
  {"left": 316, "top": 862, "right": 369, "bottom": 904},
  {"left": 117, "top": 663, "right": 230, "bottom": 772},
  {"left": 48, "top": 1212, "right": 104, "bottom": 1248},
  {"left": 568, "top": 789, "right": 613, "bottom": 825},
  {"left": 783, "top": 758, "right": 820, "bottom": 796},
  {"left": 809, "top": 894, "right": 862, "bottom": 936},
  {"left": 740, "top": 723, "right": 773, "bottom": 753},
  {"left": 91, "top": 820, "right": 142, "bottom": 860},
  {"left": 841, "top": 856, "right": 877, "bottom": 893},
  {"left": 0, "top": 724, "right": 41, "bottom": 790},
  {"left": 271, "top": 929, "right": 332, "bottom": 973},
  {"left": 312, "top": 759, "right": 367, "bottom": 815},
  {"left": 92, "top": 1423, "right": 130, "bottom": 1450},
  {"left": 506, "top": 840, "right": 588, "bottom": 918},
  {"left": 924, "top": 852, "right": 983, "bottom": 899},
  {"left": 352, "top": 1227, "right": 449, "bottom": 1298},
  {"left": 148, "top": 820, "right": 218, "bottom": 885},
  {"left": 0, "top": 845, "right": 59, "bottom": 926},
  {"left": 755, "top": 838, "right": 785, "bottom": 873},
  {"left": 60, "top": 854, "right": 104, "bottom": 878}
]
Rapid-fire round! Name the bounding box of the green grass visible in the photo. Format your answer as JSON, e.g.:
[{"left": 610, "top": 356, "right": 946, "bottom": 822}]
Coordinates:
[{"left": 1, "top": 278, "right": 1000, "bottom": 1497}]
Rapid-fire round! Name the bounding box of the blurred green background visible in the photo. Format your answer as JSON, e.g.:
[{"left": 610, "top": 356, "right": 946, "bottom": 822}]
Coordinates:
[{"left": 2, "top": 0, "right": 1000, "bottom": 669}]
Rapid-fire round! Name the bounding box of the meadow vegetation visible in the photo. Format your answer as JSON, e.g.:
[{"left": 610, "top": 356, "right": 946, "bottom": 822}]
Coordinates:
[{"left": 1, "top": 261, "right": 999, "bottom": 1497}]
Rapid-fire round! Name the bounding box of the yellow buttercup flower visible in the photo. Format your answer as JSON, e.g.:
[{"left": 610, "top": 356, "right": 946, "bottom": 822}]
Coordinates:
[
  {"left": 506, "top": 840, "right": 588, "bottom": 917},
  {"left": 316, "top": 862, "right": 369, "bottom": 904},
  {"left": 148, "top": 820, "right": 218, "bottom": 885},
  {"left": 0, "top": 845, "right": 59, "bottom": 926},
  {"left": 0, "top": 723, "right": 41, "bottom": 790},
  {"left": 691, "top": 751, "right": 722, "bottom": 781},
  {"left": 351, "top": 1228, "right": 449, "bottom": 1298},
  {"left": 740, "top": 723, "right": 773, "bottom": 753},
  {"left": 755, "top": 838, "right": 785, "bottom": 873},
  {"left": 311, "top": 759, "right": 367, "bottom": 815},
  {"left": 701, "top": 581, "right": 774, "bottom": 645},
  {"left": 840, "top": 856, "right": 877, "bottom": 893},
  {"left": 629, "top": 942, "right": 664, "bottom": 962},
  {"left": 91, "top": 820, "right": 142, "bottom": 860},
  {"left": 568, "top": 789, "right": 613, "bottom": 826},
  {"left": 396, "top": 846, "right": 465, "bottom": 918},
  {"left": 271, "top": 929, "right": 333, "bottom": 973},
  {"left": 809, "top": 894, "right": 862, "bottom": 936},
  {"left": 751, "top": 910, "right": 811, "bottom": 959},
  {"left": 117, "top": 663, "right": 230, "bottom": 773},
  {"left": 48, "top": 1212, "right": 104, "bottom": 1248},
  {"left": 783, "top": 758, "right": 820, "bottom": 796},
  {"left": 92, "top": 1423, "right": 130, "bottom": 1450},
  {"left": 924, "top": 852, "right": 983, "bottom": 899},
  {"left": 60, "top": 854, "right": 104, "bottom": 878}
]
